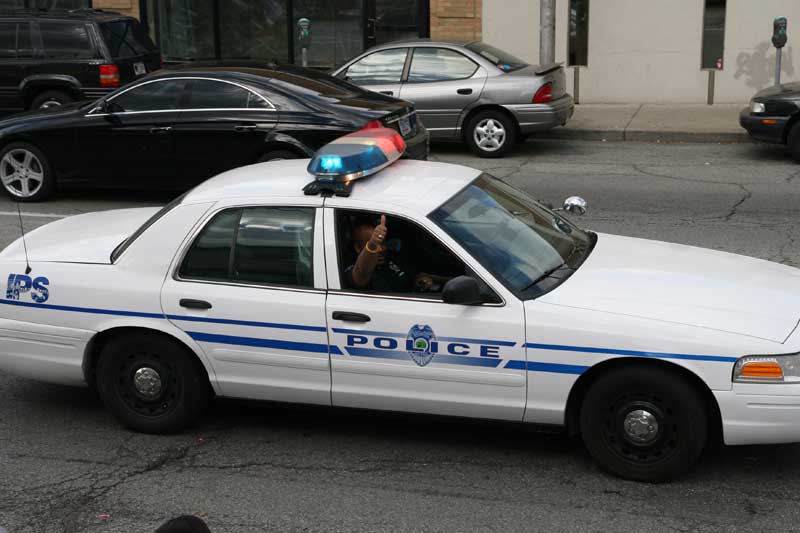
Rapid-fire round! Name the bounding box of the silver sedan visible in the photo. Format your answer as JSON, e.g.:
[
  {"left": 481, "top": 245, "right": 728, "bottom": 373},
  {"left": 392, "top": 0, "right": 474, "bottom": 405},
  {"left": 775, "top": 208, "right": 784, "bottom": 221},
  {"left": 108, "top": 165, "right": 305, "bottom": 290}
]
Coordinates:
[{"left": 332, "top": 40, "right": 574, "bottom": 157}]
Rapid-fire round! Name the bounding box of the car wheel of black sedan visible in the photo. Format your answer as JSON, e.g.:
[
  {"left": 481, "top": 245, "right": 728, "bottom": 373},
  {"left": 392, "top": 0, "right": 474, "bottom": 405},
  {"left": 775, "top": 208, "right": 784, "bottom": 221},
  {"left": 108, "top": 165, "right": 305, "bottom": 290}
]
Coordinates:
[
  {"left": 258, "top": 149, "right": 300, "bottom": 162},
  {"left": 31, "top": 90, "right": 75, "bottom": 110},
  {"left": 465, "top": 110, "right": 517, "bottom": 158},
  {"left": 0, "top": 142, "right": 55, "bottom": 202},
  {"left": 579, "top": 365, "right": 708, "bottom": 482},
  {"left": 96, "top": 333, "right": 212, "bottom": 434},
  {"left": 787, "top": 122, "right": 800, "bottom": 163}
]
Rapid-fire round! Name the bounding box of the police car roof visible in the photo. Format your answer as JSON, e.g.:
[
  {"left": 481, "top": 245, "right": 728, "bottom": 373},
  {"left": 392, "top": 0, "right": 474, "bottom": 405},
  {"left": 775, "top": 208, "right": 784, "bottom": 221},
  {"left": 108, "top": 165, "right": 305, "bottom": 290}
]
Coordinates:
[{"left": 183, "top": 159, "right": 481, "bottom": 214}]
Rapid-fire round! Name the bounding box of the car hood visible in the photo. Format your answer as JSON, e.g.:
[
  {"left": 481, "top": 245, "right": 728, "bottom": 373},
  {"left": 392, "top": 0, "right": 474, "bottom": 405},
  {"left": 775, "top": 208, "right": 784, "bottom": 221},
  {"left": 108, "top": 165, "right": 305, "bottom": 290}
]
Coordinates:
[
  {"left": 540, "top": 233, "right": 800, "bottom": 343},
  {"left": 0, "top": 207, "right": 160, "bottom": 265},
  {"left": 753, "top": 82, "right": 800, "bottom": 100},
  {"left": 0, "top": 101, "right": 86, "bottom": 126}
]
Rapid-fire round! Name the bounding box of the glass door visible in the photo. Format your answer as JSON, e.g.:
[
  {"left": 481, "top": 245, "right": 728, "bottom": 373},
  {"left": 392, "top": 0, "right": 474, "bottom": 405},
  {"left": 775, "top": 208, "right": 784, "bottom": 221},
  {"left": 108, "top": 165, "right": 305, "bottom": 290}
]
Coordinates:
[
  {"left": 293, "top": 0, "right": 363, "bottom": 69},
  {"left": 366, "top": 0, "right": 428, "bottom": 49}
]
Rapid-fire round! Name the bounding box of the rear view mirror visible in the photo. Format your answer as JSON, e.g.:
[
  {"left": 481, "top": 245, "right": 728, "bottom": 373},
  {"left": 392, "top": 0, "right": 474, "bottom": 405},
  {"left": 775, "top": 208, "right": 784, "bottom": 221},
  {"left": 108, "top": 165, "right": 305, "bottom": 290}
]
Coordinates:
[
  {"left": 561, "top": 196, "right": 587, "bottom": 215},
  {"left": 442, "top": 276, "right": 484, "bottom": 305}
]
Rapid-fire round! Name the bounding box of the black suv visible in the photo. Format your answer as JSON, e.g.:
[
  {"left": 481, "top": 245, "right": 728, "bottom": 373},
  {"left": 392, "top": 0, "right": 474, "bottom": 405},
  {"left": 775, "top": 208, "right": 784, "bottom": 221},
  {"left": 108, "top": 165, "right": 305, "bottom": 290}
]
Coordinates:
[{"left": 0, "top": 9, "right": 160, "bottom": 112}]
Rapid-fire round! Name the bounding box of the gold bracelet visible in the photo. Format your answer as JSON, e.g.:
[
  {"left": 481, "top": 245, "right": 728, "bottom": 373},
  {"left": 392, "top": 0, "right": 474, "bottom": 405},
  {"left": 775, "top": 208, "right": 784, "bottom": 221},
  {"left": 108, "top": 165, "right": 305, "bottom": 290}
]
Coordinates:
[{"left": 365, "top": 241, "right": 380, "bottom": 254}]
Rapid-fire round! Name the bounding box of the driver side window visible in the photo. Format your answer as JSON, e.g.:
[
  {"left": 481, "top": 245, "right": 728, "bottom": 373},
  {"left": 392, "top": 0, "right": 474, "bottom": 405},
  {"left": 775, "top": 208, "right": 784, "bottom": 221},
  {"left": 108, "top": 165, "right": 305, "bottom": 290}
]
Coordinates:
[{"left": 334, "top": 209, "right": 496, "bottom": 301}]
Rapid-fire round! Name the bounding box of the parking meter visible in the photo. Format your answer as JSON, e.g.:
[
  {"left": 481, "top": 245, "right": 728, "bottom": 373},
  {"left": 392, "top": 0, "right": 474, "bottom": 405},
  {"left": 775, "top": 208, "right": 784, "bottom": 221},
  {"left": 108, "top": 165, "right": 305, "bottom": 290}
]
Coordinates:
[
  {"left": 772, "top": 17, "right": 788, "bottom": 85},
  {"left": 773, "top": 17, "right": 788, "bottom": 48},
  {"left": 298, "top": 18, "right": 312, "bottom": 67}
]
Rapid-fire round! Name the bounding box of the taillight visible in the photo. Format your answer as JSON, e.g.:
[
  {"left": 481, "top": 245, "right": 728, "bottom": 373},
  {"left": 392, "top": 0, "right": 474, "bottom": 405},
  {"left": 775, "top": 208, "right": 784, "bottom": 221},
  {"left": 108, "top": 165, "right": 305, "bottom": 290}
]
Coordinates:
[
  {"left": 99, "top": 64, "right": 120, "bottom": 87},
  {"left": 533, "top": 82, "right": 553, "bottom": 104},
  {"left": 361, "top": 119, "right": 383, "bottom": 130}
]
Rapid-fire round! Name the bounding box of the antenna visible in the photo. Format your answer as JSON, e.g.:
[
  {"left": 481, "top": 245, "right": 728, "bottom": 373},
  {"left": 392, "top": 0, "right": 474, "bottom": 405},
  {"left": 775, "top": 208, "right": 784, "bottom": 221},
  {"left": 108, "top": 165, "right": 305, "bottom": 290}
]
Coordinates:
[{"left": 15, "top": 201, "right": 31, "bottom": 275}]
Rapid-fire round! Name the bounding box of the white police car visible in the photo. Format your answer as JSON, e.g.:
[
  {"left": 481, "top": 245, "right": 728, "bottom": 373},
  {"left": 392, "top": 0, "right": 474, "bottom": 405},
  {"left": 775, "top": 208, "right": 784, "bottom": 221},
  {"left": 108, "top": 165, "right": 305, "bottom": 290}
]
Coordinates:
[{"left": 2, "top": 129, "right": 800, "bottom": 482}]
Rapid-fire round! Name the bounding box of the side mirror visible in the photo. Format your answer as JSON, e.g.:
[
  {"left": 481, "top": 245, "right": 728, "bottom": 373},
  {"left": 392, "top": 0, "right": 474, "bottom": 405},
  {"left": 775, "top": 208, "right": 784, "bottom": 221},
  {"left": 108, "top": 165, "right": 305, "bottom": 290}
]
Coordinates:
[
  {"left": 562, "top": 196, "right": 587, "bottom": 215},
  {"left": 442, "top": 276, "right": 484, "bottom": 305}
]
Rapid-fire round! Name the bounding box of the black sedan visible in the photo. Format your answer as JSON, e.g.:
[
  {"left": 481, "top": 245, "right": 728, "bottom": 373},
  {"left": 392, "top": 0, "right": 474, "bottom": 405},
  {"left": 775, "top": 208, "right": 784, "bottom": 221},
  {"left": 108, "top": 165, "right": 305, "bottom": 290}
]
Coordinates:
[
  {"left": 740, "top": 82, "right": 800, "bottom": 162},
  {"left": 0, "top": 64, "right": 429, "bottom": 201}
]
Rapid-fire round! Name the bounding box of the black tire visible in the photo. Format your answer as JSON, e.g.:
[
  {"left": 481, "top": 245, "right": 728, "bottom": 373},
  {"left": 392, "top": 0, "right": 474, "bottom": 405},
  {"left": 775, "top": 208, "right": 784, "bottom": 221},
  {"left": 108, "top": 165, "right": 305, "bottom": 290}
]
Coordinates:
[
  {"left": 787, "top": 122, "right": 800, "bottom": 163},
  {"left": 30, "top": 89, "right": 75, "bottom": 110},
  {"left": 579, "top": 365, "right": 708, "bottom": 482},
  {"left": 464, "top": 110, "right": 517, "bottom": 158},
  {"left": 0, "top": 142, "right": 56, "bottom": 202},
  {"left": 96, "top": 333, "right": 212, "bottom": 434},
  {"left": 257, "top": 149, "right": 300, "bottom": 163}
]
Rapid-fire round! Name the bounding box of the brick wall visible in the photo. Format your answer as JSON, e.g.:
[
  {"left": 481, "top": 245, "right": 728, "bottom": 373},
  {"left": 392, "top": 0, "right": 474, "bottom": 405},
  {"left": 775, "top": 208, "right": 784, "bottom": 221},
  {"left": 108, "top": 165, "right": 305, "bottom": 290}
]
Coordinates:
[
  {"left": 94, "top": 0, "right": 139, "bottom": 18},
  {"left": 430, "top": 0, "right": 482, "bottom": 42}
]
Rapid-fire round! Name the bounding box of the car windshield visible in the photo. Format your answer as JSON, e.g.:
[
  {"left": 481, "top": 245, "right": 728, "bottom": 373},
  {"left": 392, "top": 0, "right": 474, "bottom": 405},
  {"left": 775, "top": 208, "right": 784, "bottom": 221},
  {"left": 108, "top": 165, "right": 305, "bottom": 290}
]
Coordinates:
[
  {"left": 430, "top": 174, "right": 593, "bottom": 299},
  {"left": 466, "top": 42, "right": 528, "bottom": 72}
]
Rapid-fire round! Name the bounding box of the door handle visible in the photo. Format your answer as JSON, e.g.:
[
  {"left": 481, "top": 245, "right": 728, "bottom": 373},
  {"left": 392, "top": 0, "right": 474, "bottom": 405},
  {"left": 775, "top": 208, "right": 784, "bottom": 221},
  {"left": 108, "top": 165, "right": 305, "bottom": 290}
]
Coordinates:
[
  {"left": 332, "top": 311, "right": 371, "bottom": 323},
  {"left": 180, "top": 299, "right": 212, "bottom": 310},
  {"left": 457, "top": 88, "right": 473, "bottom": 95},
  {"left": 149, "top": 126, "right": 172, "bottom": 134},
  {"left": 378, "top": 90, "right": 394, "bottom": 96},
  {"left": 234, "top": 124, "right": 258, "bottom": 132}
]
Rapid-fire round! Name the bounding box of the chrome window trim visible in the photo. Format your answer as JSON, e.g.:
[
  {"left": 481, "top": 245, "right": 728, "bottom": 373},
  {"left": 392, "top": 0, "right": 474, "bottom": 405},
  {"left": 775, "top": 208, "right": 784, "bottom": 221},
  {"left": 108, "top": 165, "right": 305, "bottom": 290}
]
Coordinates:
[
  {"left": 86, "top": 76, "right": 275, "bottom": 116},
  {"left": 329, "top": 207, "right": 507, "bottom": 308},
  {"left": 86, "top": 108, "right": 277, "bottom": 117},
  {"left": 173, "top": 203, "right": 322, "bottom": 291}
]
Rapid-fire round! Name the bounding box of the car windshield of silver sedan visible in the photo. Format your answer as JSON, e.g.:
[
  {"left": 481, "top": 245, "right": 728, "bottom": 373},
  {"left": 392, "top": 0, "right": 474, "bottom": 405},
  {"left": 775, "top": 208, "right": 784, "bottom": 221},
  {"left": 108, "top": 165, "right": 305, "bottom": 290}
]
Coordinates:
[
  {"left": 466, "top": 42, "right": 528, "bottom": 72},
  {"left": 430, "top": 174, "right": 594, "bottom": 299}
]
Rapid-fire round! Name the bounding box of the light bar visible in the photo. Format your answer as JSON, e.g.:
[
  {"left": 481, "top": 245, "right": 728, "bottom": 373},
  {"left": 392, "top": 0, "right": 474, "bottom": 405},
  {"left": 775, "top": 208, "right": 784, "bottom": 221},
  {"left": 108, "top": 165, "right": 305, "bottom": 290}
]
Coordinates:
[{"left": 304, "top": 128, "right": 406, "bottom": 196}]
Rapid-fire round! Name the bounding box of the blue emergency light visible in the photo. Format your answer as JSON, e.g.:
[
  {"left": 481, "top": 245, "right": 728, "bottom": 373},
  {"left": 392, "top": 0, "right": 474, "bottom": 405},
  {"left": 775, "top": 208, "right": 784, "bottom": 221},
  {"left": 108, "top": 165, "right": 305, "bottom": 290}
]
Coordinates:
[{"left": 304, "top": 127, "right": 406, "bottom": 197}]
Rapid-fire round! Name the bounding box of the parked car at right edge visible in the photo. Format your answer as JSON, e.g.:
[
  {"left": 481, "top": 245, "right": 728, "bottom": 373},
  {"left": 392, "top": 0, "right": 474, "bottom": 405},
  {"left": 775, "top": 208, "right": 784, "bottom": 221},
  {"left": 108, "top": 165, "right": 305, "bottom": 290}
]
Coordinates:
[
  {"left": 0, "top": 8, "right": 160, "bottom": 113},
  {"left": 740, "top": 82, "right": 800, "bottom": 162},
  {"left": 333, "top": 40, "right": 574, "bottom": 158}
]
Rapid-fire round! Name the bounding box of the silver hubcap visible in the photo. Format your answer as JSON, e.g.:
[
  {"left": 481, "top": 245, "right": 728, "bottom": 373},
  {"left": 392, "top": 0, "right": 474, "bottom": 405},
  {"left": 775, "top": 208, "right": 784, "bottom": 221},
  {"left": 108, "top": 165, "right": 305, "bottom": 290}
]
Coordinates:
[
  {"left": 623, "top": 409, "right": 660, "bottom": 444},
  {"left": 1, "top": 149, "right": 44, "bottom": 198},
  {"left": 39, "top": 99, "right": 62, "bottom": 109},
  {"left": 474, "top": 118, "right": 506, "bottom": 152},
  {"left": 133, "top": 367, "right": 163, "bottom": 398}
]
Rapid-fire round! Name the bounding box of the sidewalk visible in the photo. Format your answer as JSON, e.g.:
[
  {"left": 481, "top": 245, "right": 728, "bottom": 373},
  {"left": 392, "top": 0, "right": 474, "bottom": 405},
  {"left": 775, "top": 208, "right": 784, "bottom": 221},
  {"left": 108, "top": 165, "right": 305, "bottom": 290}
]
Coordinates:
[{"left": 536, "top": 104, "right": 750, "bottom": 143}]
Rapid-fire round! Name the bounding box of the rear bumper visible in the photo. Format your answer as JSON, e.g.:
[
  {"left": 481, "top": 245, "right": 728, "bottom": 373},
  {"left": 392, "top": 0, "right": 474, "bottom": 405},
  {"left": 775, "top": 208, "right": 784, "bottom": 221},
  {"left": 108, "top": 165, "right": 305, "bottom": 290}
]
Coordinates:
[
  {"left": 739, "top": 107, "right": 788, "bottom": 144},
  {"left": 715, "top": 384, "right": 800, "bottom": 445},
  {"left": 504, "top": 95, "right": 575, "bottom": 133},
  {"left": 402, "top": 122, "right": 430, "bottom": 161}
]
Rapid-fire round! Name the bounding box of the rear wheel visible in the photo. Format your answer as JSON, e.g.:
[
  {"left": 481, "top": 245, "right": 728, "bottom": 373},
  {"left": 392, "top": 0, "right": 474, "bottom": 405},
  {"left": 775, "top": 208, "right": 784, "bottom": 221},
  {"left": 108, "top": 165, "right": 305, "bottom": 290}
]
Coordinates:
[
  {"left": 31, "top": 89, "right": 75, "bottom": 110},
  {"left": 579, "top": 365, "right": 707, "bottom": 482},
  {"left": 787, "top": 122, "right": 800, "bottom": 163},
  {"left": 96, "top": 333, "right": 211, "bottom": 434},
  {"left": 257, "top": 149, "right": 300, "bottom": 163},
  {"left": 0, "top": 142, "right": 55, "bottom": 202},
  {"left": 464, "top": 110, "right": 517, "bottom": 158}
]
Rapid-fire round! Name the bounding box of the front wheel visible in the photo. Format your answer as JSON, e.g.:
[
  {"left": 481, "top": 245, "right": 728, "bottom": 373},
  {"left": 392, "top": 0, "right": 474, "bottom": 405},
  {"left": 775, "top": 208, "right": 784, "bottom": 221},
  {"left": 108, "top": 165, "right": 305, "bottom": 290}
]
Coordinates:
[
  {"left": 96, "top": 333, "right": 212, "bottom": 434},
  {"left": 579, "top": 365, "right": 708, "bottom": 482},
  {"left": 464, "top": 110, "right": 517, "bottom": 158},
  {"left": 0, "top": 142, "right": 55, "bottom": 202}
]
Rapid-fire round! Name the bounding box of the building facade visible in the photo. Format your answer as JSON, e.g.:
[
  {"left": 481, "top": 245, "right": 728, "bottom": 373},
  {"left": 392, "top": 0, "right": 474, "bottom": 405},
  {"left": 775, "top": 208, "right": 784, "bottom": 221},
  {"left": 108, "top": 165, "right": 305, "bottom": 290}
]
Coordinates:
[{"left": 483, "top": 0, "right": 800, "bottom": 104}]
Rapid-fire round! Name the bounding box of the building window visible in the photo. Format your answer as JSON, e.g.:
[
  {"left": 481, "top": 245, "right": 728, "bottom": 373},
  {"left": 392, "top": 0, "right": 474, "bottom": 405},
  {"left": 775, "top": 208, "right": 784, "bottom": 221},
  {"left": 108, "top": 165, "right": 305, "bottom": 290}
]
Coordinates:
[
  {"left": 152, "top": 0, "right": 215, "bottom": 61},
  {"left": 701, "top": 0, "right": 726, "bottom": 69},
  {"left": 17, "top": 0, "right": 90, "bottom": 8},
  {"left": 220, "top": 0, "right": 289, "bottom": 63},
  {"left": 293, "top": 0, "right": 362, "bottom": 68},
  {"left": 568, "top": 0, "right": 589, "bottom": 66}
]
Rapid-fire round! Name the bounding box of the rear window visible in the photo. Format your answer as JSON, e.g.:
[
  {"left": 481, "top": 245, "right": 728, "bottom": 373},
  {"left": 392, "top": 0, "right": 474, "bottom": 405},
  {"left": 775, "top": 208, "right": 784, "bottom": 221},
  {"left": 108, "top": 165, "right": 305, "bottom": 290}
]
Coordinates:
[
  {"left": 100, "top": 19, "right": 156, "bottom": 59},
  {"left": 466, "top": 42, "right": 528, "bottom": 72},
  {"left": 39, "top": 21, "right": 94, "bottom": 59},
  {"left": 111, "top": 193, "right": 186, "bottom": 262}
]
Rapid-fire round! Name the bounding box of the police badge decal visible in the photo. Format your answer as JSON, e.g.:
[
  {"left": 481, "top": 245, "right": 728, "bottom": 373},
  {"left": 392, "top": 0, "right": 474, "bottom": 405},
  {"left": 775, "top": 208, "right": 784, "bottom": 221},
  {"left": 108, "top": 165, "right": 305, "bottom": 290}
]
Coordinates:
[{"left": 406, "top": 324, "right": 437, "bottom": 367}]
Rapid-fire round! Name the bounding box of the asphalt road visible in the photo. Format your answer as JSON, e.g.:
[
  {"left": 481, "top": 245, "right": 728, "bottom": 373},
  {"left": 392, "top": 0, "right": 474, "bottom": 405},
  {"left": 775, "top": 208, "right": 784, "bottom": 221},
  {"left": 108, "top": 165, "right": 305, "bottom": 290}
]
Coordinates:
[{"left": 2, "top": 139, "right": 800, "bottom": 532}]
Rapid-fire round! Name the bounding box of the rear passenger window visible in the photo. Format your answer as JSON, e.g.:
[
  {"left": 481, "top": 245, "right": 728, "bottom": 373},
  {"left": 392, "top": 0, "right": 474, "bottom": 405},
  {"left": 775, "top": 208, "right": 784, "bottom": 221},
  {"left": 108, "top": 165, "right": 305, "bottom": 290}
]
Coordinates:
[
  {"left": 17, "top": 22, "right": 32, "bottom": 58},
  {"left": 179, "top": 207, "right": 315, "bottom": 288},
  {"left": 0, "top": 23, "right": 15, "bottom": 58},
  {"left": 408, "top": 48, "right": 478, "bottom": 82},
  {"left": 39, "top": 22, "right": 94, "bottom": 59},
  {"left": 185, "top": 79, "right": 251, "bottom": 110}
]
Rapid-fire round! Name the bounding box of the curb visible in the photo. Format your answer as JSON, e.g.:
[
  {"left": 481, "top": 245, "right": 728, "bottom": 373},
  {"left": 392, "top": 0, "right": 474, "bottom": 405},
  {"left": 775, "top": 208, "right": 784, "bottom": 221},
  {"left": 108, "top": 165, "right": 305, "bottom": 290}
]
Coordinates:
[{"left": 531, "top": 128, "right": 753, "bottom": 144}]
